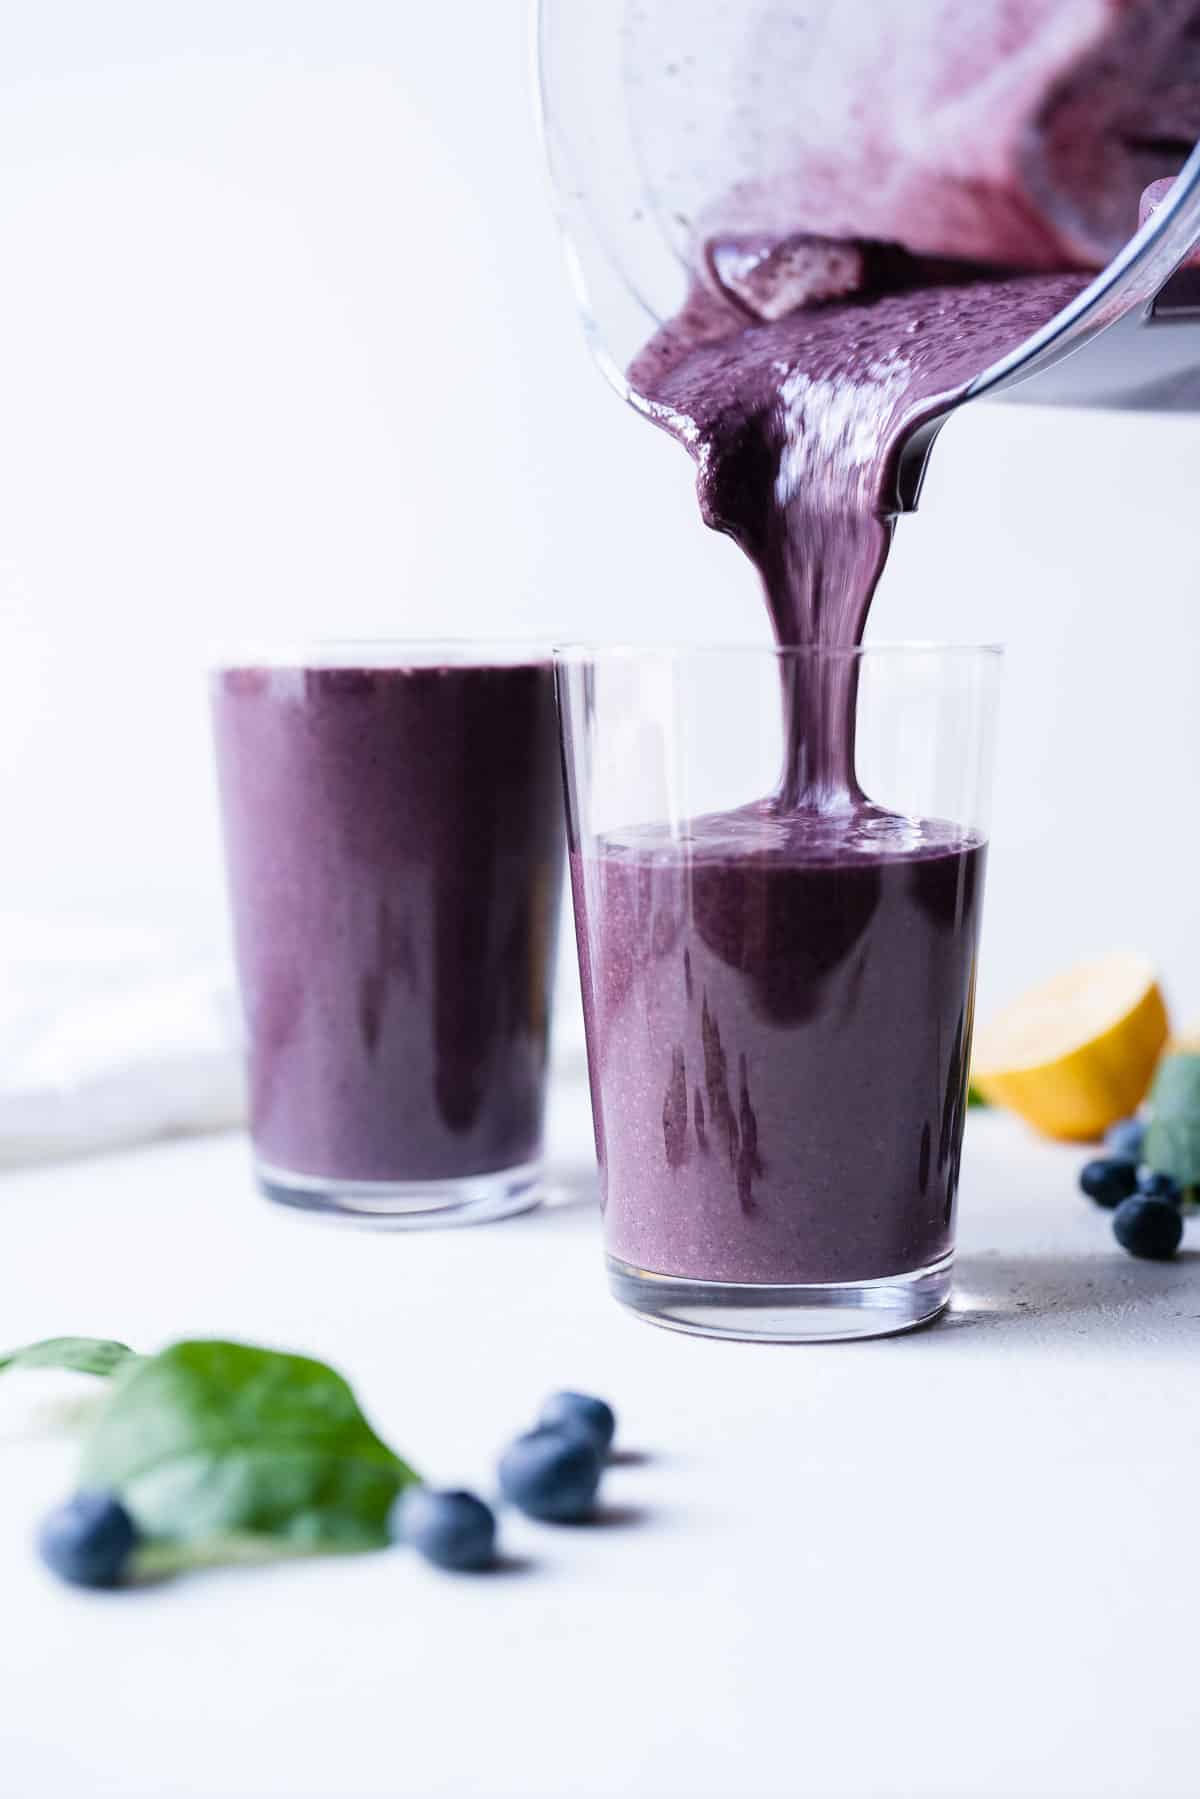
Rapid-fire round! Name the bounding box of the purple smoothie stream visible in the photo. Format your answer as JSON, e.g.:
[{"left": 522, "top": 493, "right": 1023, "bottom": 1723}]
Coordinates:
[
  {"left": 213, "top": 659, "right": 563, "bottom": 1193},
  {"left": 566, "top": 6, "right": 1200, "bottom": 1295}
]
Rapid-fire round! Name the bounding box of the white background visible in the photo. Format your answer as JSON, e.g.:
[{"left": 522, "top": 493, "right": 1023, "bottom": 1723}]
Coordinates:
[{"left": 0, "top": 0, "right": 1198, "bottom": 1023}]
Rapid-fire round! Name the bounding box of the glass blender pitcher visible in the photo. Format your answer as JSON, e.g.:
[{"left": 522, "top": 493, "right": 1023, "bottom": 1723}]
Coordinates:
[{"left": 536, "top": 0, "right": 1200, "bottom": 509}]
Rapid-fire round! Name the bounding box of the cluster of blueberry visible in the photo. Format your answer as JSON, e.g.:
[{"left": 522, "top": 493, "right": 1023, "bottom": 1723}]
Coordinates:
[
  {"left": 392, "top": 1389, "right": 617, "bottom": 1573},
  {"left": 37, "top": 1389, "right": 618, "bottom": 1587},
  {"left": 1079, "top": 1118, "right": 1188, "bottom": 1260}
]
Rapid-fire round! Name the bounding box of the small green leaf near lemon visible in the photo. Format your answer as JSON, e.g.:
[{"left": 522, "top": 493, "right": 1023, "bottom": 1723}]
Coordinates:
[{"left": 1144, "top": 1052, "right": 1200, "bottom": 1189}]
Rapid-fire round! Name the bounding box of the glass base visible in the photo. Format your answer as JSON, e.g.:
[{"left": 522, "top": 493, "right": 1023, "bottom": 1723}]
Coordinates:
[
  {"left": 256, "top": 1158, "right": 542, "bottom": 1228},
  {"left": 606, "top": 1252, "right": 953, "bottom": 1343}
]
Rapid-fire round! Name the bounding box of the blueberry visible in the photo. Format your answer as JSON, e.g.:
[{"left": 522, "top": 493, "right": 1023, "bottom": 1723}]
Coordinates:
[
  {"left": 1112, "top": 1196, "right": 1184, "bottom": 1261},
  {"left": 389, "top": 1487, "right": 496, "bottom": 1572},
  {"left": 537, "top": 1391, "right": 616, "bottom": 1455},
  {"left": 1137, "top": 1168, "right": 1182, "bottom": 1204},
  {"left": 498, "top": 1428, "right": 603, "bottom": 1522},
  {"left": 37, "top": 1491, "right": 139, "bottom": 1588},
  {"left": 1079, "top": 1158, "right": 1138, "bottom": 1208},
  {"left": 1104, "top": 1117, "right": 1146, "bottom": 1163}
]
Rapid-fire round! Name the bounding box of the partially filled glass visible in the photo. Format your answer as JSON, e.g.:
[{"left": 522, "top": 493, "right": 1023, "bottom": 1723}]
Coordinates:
[
  {"left": 211, "top": 642, "right": 564, "bottom": 1223},
  {"left": 558, "top": 643, "right": 1000, "bottom": 1339}
]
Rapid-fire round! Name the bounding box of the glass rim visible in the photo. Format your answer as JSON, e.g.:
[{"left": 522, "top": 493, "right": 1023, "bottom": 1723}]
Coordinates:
[
  {"left": 208, "top": 637, "right": 556, "bottom": 671},
  {"left": 553, "top": 639, "right": 1004, "bottom": 663}
]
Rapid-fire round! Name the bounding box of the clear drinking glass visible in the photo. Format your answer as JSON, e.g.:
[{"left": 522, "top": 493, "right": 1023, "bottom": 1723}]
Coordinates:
[
  {"left": 211, "top": 641, "right": 564, "bottom": 1224},
  {"left": 557, "top": 642, "right": 1001, "bottom": 1340}
]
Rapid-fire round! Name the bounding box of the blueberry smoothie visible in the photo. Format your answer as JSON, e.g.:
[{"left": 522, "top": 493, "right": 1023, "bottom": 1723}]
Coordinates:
[
  {"left": 574, "top": 809, "right": 984, "bottom": 1285},
  {"left": 212, "top": 656, "right": 563, "bottom": 1202}
]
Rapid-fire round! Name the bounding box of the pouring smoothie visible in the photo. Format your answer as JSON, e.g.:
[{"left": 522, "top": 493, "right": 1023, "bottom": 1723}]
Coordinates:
[{"left": 558, "top": 0, "right": 1200, "bottom": 1334}]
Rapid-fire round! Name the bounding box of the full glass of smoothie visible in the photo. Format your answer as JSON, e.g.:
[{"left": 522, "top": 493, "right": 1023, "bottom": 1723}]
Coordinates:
[
  {"left": 211, "top": 643, "right": 564, "bottom": 1223},
  {"left": 558, "top": 643, "right": 1000, "bottom": 1340}
]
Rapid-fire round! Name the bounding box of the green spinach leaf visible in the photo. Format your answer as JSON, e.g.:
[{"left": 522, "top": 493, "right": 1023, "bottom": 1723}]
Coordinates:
[
  {"left": 1145, "top": 1052, "right": 1200, "bottom": 1188},
  {"left": 79, "top": 1339, "right": 418, "bottom": 1551},
  {"left": 0, "top": 1337, "right": 139, "bottom": 1378}
]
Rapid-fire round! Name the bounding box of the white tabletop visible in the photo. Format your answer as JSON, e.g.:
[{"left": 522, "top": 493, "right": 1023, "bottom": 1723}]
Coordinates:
[{"left": 1, "top": 1081, "right": 1195, "bottom": 1799}]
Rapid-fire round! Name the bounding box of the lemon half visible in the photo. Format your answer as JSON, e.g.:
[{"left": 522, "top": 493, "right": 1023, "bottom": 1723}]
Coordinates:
[{"left": 972, "top": 952, "right": 1169, "bottom": 1141}]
